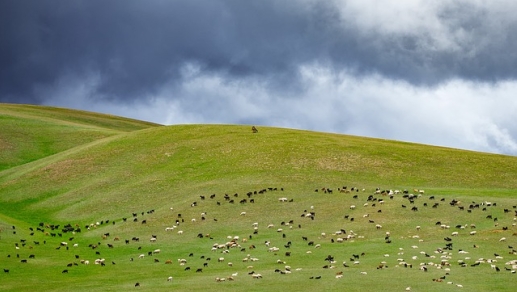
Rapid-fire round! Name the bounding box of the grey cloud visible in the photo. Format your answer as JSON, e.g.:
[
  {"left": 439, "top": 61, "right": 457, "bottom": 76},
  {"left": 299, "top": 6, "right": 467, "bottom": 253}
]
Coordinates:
[{"left": 3, "top": 0, "right": 517, "bottom": 104}]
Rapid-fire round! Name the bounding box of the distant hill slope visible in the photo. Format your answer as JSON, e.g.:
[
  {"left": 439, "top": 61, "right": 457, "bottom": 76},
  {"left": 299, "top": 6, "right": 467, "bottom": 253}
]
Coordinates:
[{"left": 0, "top": 103, "right": 161, "bottom": 170}]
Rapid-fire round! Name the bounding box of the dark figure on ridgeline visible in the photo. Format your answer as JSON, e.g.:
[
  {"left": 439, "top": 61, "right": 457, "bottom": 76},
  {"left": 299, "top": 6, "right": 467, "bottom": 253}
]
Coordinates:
[{"left": 252, "top": 126, "right": 258, "bottom": 133}]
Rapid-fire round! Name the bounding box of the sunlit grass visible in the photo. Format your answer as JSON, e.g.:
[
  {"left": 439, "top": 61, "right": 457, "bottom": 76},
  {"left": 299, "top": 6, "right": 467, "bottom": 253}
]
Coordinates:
[{"left": 0, "top": 105, "right": 516, "bottom": 291}]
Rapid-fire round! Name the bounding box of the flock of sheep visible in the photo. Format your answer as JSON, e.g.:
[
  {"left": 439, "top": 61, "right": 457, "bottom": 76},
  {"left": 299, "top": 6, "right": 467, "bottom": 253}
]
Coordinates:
[{"left": 2, "top": 185, "right": 517, "bottom": 290}]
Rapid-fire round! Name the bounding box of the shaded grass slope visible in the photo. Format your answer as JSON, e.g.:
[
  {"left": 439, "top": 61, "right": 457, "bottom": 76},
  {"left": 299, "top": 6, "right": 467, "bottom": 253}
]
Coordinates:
[{"left": 0, "top": 103, "right": 160, "bottom": 171}]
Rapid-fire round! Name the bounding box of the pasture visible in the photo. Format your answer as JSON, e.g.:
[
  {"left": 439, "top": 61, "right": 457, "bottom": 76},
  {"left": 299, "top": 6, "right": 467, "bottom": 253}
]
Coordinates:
[{"left": 0, "top": 104, "right": 516, "bottom": 291}]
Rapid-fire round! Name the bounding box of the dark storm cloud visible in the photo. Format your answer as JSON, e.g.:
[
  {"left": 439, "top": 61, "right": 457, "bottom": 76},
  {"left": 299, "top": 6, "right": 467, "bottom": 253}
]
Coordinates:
[
  {"left": 2, "top": 0, "right": 517, "bottom": 104},
  {"left": 0, "top": 0, "right": 319, "bottom": 103}
]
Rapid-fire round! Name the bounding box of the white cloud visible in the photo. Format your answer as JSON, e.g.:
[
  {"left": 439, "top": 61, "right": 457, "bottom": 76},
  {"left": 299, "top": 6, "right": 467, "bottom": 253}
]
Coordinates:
[
  {"left": 329, "top": 0, "right": 517, "bottom": 56},
  {"left": 41, "top": 63, "right": 517, "bottom": 155}
]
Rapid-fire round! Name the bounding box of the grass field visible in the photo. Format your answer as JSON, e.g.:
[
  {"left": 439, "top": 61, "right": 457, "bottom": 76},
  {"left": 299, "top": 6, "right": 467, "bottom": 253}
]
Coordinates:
[{"left": 0, "top": 103, "right": 516, "bottom": 291}]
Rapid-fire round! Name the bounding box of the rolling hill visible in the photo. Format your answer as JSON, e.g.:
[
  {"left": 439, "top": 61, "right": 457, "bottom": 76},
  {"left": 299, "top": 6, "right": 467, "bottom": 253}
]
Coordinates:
[{"left": 0, "top": 103, "right": 516, "bottom": 291}]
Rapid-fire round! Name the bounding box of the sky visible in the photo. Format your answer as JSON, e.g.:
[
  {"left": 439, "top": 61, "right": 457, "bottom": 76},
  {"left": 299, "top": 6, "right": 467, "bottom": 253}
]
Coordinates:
[{"left": 2, "top": 0, "right": 517, "bottom": 155}]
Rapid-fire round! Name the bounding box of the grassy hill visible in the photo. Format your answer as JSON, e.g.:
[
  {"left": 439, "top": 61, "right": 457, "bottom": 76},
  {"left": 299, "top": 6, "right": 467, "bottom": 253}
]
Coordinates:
[
  {"left": 0, "top": 103, "right": 160, "bottom": 171},
  {"left": 0, "top": 104, "right": 516, "bottom": 291}
]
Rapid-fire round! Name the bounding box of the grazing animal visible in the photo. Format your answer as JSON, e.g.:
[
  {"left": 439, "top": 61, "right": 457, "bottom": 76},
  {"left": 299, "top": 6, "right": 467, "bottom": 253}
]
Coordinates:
[{"left": 252, "top": 273, "right": 263, "bottom": 279}]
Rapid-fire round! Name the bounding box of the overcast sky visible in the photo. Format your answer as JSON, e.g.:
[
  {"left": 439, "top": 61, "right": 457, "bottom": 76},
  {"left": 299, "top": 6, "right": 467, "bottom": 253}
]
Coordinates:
[{"left": 2, "top": 0, "right": 517, "bottom": 155}]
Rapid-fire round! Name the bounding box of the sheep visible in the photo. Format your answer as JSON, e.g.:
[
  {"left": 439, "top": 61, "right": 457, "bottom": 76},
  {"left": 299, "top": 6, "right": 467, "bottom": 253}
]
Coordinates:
[
  {"left": 251, "top": 273, "right": 263, "bottom": 279},
  {"left": 167, "top": 276, "right": 173, "bottom": 281}
]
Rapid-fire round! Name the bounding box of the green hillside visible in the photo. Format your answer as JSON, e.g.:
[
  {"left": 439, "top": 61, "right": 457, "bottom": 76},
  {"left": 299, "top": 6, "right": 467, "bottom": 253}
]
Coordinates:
[
  {"left": 0, "top": 103, "right": 160, "bottom": 171},
  {"left": 0, "top": 105, "right": 516, "bottom": 291}
]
